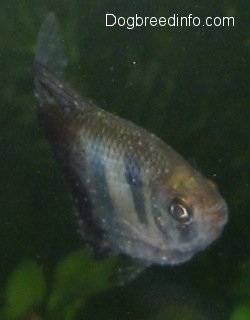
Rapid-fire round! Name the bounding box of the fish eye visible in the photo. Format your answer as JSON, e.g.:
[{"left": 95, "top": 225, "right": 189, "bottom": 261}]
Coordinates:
[{"left": 169, "top": 198, "right": 193, "bottom": 224}]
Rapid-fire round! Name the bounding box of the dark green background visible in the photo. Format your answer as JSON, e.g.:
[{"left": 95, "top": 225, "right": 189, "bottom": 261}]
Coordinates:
[{"left": 0, "top": 1, "right": 249, "bottom": 319}]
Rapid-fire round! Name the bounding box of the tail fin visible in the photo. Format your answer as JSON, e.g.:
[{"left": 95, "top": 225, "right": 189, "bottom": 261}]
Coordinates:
[
  {"left": 34, "top": 13, "right": 82, "bottom": 111},
  {"left": 34, "top": 13, "right": 96, "bottom": 121},
  {"left": 35, "top": 12, "right": 67, "bottom": 77}
]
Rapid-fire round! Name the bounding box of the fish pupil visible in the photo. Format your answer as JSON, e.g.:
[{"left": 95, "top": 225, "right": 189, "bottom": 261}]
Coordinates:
[{"left": 169, "top": 198, "right": 193, "bottom": 224}]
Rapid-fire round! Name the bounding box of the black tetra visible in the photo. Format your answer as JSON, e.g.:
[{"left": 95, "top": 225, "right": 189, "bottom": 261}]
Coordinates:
[{"left": 34, "top": 13, "right": 228, "bottom": 267}]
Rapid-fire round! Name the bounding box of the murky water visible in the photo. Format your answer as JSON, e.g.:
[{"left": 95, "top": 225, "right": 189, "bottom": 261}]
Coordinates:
[{"left": 0, "top": 2, "right": 249, "bottom": 319}]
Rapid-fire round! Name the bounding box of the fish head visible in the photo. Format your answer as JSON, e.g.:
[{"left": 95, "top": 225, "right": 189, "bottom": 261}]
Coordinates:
[{"left": 152, "top": 164, "right": 228, "bottom": 264}]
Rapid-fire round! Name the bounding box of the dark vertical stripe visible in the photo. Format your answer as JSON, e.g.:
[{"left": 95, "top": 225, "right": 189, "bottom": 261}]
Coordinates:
[
  {"left": 124, "top": 154, "right": 147, "bottom": 224},
  {"left": 88, "top": 141, "right": 116, "bottom": 222},
  {"left": 66, "top": 140, "right": 116, "bottom": 257},
  {"left": 58, "top": 151, "right": 110, "bottom": 257}
]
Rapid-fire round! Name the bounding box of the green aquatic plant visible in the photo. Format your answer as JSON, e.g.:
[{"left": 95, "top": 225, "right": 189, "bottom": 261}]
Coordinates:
[
  {"left": 1, "top": 249, "right": 118, "bottom": 320},
  {"left": 2, "top": 261, "right": 46, "bottom": 319},
  {"left": 0, "top": 1, "right": 249, "bottom": 320},
  {"left": 46, "top": 250, "right": 118, "bottom": 319},
  {"left": 230, "top": 305, "right": 250, "bottom": 320},
  {"left": 229, "top": 260, "right": 250, "bottom": 320}
]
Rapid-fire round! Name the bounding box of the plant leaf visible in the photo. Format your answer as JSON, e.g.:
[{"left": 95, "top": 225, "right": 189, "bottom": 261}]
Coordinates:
[{"left": 3, "top": 260, "right": 46, "bottom": 319}]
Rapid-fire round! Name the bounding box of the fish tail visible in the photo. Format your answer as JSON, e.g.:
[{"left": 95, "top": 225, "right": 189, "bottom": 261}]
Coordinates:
[
  {"left": 35, "top": 12, "right": 67, "bottom": 76},
  {"left": 34, "top": 62, "right": 83, "bottom": 113},
  {"left": 34, "top": 13, "right": 97, "bottom": 115}
]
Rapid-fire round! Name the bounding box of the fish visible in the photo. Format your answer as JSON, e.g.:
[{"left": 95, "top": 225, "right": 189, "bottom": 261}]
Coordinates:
[{"left": 34, "top": 13, "right": 228, "bottom": 267}]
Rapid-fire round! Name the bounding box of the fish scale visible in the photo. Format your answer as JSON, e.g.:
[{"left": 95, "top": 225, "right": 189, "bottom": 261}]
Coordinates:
[{"left": 34, "top": 13, "right": 228, "bottom": 267}]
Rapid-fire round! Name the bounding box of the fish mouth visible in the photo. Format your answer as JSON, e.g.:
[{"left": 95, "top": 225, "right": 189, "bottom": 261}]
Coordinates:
[
  {"left": 193, "top": 200, "right": 228, "bottom": 252},
  {"left": 208, "top": 199, "right": 228, "bottom": 229}
]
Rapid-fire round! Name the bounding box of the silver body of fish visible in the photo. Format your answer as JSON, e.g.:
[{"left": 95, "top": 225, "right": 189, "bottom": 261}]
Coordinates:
[{"left": 34, "top": 13, "right": 228, "bottom": 266}]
